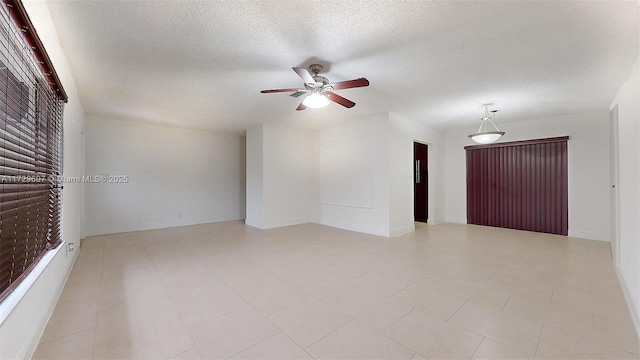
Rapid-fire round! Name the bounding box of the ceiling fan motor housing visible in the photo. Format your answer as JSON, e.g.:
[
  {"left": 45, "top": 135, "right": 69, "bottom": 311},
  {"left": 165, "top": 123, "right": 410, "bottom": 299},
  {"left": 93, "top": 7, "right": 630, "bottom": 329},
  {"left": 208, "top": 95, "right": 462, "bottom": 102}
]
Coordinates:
[
  {"left": 298, "top": 64, "right": 326, "bottom": 90},
  {"left": 314, "top": 76, "right": 330, "bottom": 86},
  {"left": 308, "top": 64, "right": 324, "bottom": 75},
  {"left": 303, "top": 78, "right": 330, "bottom": 91}
]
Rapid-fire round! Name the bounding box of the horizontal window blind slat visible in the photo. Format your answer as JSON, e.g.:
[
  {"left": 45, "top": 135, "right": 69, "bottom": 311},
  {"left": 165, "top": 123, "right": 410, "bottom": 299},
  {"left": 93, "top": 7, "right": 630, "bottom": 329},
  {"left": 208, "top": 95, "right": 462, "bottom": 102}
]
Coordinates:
[
  {"left": 0, "top": 191, "right": 49, "bottom": 203},
  {"left": 0, "top": 137, "right": 47, "bottom": 160},
  {"left": 0, "top": 183, "right": 50, "bottom": 192},
  {"left": 0, "top": 3, "right": 64, "bottom": 302},
  {"left": 0, "top": 126, "right": 37, "bottom": 149}
]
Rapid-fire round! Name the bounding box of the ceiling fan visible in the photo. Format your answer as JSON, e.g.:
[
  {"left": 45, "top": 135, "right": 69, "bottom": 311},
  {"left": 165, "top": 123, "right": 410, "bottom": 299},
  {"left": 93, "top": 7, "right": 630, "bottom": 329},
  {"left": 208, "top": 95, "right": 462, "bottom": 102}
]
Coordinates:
[{"left": 260, "top": 64, "right": 369, "bottom": 111}]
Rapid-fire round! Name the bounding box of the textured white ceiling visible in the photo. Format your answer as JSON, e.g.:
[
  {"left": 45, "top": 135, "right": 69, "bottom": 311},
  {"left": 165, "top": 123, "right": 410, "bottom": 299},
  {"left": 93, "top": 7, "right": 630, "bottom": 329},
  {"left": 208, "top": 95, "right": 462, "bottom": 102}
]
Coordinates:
[{"left": 45, "top": 0, "right": 638, "bottom": 133}]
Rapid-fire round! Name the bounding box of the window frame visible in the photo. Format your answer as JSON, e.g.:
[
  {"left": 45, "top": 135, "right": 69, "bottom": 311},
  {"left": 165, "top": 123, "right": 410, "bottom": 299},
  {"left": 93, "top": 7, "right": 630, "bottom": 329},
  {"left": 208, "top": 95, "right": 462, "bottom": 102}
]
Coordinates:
[{"left": 0, "top": 0, "right": 66, "bottom": 302}]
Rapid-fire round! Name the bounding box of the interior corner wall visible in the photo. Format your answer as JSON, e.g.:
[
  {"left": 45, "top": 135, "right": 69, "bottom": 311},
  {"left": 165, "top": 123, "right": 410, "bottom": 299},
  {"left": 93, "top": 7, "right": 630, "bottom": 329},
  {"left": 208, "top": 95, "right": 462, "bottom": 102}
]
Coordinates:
[
  {"left": 262, "top": 123, "right": 315, "bottom": 228},
  {"left": 84, "top": 116, "right": 245, "bottom": 235},
  {"left": 245, "top": 124, "right": 264, "bottom": 228},
  {"left": 389, "top": 113, "right": 445, "bottom": 236},
  {"left": 245, "top": 123, "right": 315, "bottom": 229},
  {"left": 0, "top": 2, "right": 86, "bottom": 359},
  {"left": 444, "top": 109, "right": 612, "bottom": 242},
  {"left": 314, "top": 113, "right": 390, "bottom": 237},
  {"left": 611, "top": 54, "right": 640, "bottom": 334},
  {"left": 248, "top": 112, "right": 448, "bottom": 238}
]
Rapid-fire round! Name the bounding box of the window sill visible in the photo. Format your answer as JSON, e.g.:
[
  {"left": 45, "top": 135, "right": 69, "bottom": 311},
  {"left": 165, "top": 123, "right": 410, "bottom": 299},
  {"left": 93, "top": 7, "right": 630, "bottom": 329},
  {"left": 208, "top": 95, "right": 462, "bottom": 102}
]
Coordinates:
[{"left": 0, "top": 242, "right": 64, "bottom": 326}]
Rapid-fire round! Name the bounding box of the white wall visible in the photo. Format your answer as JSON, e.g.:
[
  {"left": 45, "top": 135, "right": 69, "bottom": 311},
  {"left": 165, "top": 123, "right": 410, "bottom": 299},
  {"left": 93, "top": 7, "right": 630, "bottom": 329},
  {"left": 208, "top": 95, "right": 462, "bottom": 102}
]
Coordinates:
[
  {"left": 444, "top": 110, "right": 612, "bottom": 241},
  {"left": 245, "top": 124, "right": 264, "bottom": 228},
  {"left": 389, "top": 113, "right": 445, "bottom": 236},
  {"left": 315, "top": 113, "right": 390, "bottom": 237},
  {"left": 611, "top": 55, "right": 640, "bottom": 333},
  {"left": 245, "top": 113, "right": 448, "bottom": 238},
  {"left": 85, "top": 116, "right": 245, "bottom": 235},
  {"left": 263, "top": 124, "right": 316, "bottom": 227},
  {"left": 0, "top": 1, "right": 85, "bottom": 359},
  {"left": 246, "top": 123, "right": 315, "bottom": 229}
]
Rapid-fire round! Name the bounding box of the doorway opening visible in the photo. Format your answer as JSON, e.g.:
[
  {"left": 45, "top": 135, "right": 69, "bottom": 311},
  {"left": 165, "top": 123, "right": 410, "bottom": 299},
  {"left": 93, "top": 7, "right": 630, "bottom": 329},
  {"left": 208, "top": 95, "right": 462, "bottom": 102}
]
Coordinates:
[{"left": 414, "top": 142, "right": 428, "bottom": 223}]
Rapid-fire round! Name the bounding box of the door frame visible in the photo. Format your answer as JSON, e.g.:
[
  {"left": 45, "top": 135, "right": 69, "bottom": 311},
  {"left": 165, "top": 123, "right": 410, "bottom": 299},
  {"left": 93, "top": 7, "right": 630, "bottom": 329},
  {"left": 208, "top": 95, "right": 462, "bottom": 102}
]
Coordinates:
[
  {"left": 413, "top": 140, "right": 431, "bottom": 223},
  {"left": 610, "top": 105, "right": 620, "bottom": 265}
]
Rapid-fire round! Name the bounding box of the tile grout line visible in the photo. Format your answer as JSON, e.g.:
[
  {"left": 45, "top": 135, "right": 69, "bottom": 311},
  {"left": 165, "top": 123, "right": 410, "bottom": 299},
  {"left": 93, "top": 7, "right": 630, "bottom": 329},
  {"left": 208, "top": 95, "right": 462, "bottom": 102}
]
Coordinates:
[
  {"left": 91, "top": 239, "right": 106, "bottom": 360},
  {"left": 590, "top": 334, "right": 639, "bottom": 356},
  {"left": 140, "top": 231, "right": 232, "bottom": 359},
  {"left": 205, "top": 230, "right": 320, "bottom": 359},
  {"left": 35, "top": 223, "right": 639, "bottom": 359},
  {"left": 375, "top": 304, "right": 414, "bottom": 335},
  {"left": 468, "top": 336, "right": 486, "bottom": 360},
  {"left": 387, "top": 280, "right": 417, "bottom": 299},
  {"left": 349, "top": 316, "right": 420, "bottom": 359},
  {"left": 382, "top": 306, "right": 480, "bottom": 359},
  {"left": 534, "top": 323, "right": 545, "bottom": 357},
  {"left": 255, "top": 297, "right": 320, "bottom": 358},
  {"left": 501, "top": 292, "right": 514, "bottom": 311},
  {"left": 299, "top": 319, "right": 353, "bottom": 356},
  {"left": 591, "top": 313, "right": 596, "bottom": 341},
  {"left": 446, "top": 299, "right": 468, "bottom": 321},
  {"left": 381, "top": 306, "right": 418, "bottom": 336}
]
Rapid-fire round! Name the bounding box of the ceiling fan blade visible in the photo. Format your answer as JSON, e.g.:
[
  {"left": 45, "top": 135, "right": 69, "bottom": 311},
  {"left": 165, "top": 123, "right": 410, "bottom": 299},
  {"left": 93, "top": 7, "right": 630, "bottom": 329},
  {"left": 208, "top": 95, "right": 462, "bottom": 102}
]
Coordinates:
[
  {"left": 329, "top": 78, "right": 369, "bottom": 90},
  {"left": 296, "top": 101, "right": 307, "bottom": 111},
  {"left": 326, "top": 91, "right": 355, "bottom": 108},
  {"left": 260, "top": 88, "right": 299, "bottom": 94},
  {"left": 293, "top": 67, "right": 316, "bottom": 86},
  {"left": 290, "top": 90, "right": 307, "bottom": 98}
]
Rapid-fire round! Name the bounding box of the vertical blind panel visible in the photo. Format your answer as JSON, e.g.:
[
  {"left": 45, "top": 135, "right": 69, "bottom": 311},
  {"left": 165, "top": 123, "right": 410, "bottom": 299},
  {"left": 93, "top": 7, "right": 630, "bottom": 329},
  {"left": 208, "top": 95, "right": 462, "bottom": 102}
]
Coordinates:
[
  {"left": 0, "top": 1, "right": 64, "bottom": 302},
  {"left": 466, "top": 138, "right": 568, "bottom": 236}
]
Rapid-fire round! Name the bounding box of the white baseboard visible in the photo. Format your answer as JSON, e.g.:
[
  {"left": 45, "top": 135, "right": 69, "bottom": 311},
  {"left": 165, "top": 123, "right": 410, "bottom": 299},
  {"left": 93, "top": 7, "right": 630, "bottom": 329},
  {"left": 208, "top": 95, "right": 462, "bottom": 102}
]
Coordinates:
[
  {"left": 249, "top": 217, "right": 395, "bottom": 238},
  {"left": 615, "top": 266, "right": 640, "bottom": 339},
  {"left": 86, "top": 215, "right": 242, "bottom": 236},
  {"left": 390, "top": 224, "right": 415, "bottom": 237},
  {"left": 318, "top": 218, "right": 388, "bottom": 238},
  {"left": 568, "top": 229, "right": 609, "bottom": 242},
  {"left": 445, "top": 217, "right": 467, "bottom": 224},
  {"left": 428, "top": 218, "right": 445, "bottom": 225},
  {"left": 244, "top": 218, "right": 264, "bottom": 229},
  {"left": 246, "top": 218, "right": 317, "bottom": 230},
  {"left": 261, "top": 218, "right": 314, "bottom": 229}
]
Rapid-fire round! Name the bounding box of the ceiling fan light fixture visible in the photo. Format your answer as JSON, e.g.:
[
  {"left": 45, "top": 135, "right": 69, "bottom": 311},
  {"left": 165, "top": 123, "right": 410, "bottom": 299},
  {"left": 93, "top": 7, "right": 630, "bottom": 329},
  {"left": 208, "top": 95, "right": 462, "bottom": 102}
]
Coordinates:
[
  {"left": 469, "top": 131, "right": 504, "bottom": 144},
  {"left": 468, "top": 105, "right": 505, "bottom": 144},
  {"left": 302, "top": 92, "right": 329, "bottom": 109},
  {"left": 260, "top": 64, "right": 368, "bottom": 111}
]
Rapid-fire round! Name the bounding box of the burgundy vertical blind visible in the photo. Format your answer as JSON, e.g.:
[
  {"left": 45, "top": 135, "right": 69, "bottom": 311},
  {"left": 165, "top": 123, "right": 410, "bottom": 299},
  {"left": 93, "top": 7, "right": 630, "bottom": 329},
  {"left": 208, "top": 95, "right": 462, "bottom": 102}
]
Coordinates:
[
  {"left": 465, "top": 137, "right": 569, "bottom": 236},
  {"left": 0, "top": 0, "right": 65, "bottom": 301}
]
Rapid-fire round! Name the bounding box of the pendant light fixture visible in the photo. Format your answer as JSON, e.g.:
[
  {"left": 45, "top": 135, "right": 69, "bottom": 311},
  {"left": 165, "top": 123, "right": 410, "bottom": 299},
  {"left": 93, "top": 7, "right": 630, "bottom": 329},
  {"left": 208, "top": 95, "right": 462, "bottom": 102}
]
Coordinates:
[
  {"left": 302, "top": 92, "right": 329, "bottom": 109},
  {"left": 468, "top": 105, "right": 505, "bottom": 144}
]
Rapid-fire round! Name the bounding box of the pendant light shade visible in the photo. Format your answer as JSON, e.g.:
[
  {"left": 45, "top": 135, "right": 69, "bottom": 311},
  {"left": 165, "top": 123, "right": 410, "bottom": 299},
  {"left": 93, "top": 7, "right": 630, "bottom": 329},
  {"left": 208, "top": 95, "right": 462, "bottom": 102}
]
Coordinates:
[
  {"left": 302, "top": 92, "right": 329, "bottom": 109},
  {"left": 469, "top": 131, "right": 504, "bottom": 144},
  {"left": 468, "top": 105, "right": 505, "bottom": 144}
]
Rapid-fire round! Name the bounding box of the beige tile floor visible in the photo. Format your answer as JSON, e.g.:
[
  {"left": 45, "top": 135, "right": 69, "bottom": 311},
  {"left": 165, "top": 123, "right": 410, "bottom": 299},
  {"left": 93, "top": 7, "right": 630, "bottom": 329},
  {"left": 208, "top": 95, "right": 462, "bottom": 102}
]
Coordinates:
[{"left": 33, "top": 221, "right": 639, "bottom": 359}]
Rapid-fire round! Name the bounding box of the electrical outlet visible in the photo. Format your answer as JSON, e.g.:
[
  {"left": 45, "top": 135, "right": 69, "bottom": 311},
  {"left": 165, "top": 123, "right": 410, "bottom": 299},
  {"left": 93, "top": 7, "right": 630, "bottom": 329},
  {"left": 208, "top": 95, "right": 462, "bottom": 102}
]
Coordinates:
[
  {"left": 67, "top": 242, "right": 75, "bottom": 252},
  {"left": 177, "top": 212, "right": 183, "bottom": 218}
]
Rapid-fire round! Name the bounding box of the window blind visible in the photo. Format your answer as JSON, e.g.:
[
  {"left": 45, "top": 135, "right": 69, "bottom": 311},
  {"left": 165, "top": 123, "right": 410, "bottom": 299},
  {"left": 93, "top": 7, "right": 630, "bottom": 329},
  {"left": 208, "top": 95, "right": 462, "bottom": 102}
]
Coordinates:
[
  {"left": 465, "top": 137, "right": 569, "bottom": 236},
  {"left": 0, "top": 0, "right": 65, "bottom": 302}
]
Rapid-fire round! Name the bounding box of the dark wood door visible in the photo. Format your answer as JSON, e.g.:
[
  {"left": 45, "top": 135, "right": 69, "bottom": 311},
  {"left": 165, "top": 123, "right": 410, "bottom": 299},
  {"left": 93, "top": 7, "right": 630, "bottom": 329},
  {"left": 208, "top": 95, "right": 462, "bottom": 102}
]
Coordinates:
[
  {"left": 465, "top": 137, "right": 569, "bottom": 235},
  {"left": 414, "top": 142, "right": 428, "bottom": 222}
]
